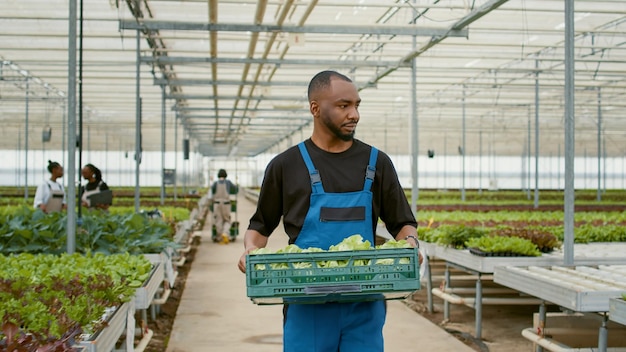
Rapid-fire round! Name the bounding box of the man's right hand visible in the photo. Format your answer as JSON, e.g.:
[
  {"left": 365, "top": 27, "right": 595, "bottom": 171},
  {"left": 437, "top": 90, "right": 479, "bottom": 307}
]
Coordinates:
[
  {"left": 238, "top": 230, "right": 269, "bottom": 273},
  {"left": 238, "top": 247, "right": 257, "bottom": 273}
]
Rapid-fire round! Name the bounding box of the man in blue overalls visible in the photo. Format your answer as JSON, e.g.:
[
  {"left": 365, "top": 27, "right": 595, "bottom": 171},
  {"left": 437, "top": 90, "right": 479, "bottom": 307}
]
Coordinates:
[{"left": 238, "top": 70, "right": 420, "bottom": 352}]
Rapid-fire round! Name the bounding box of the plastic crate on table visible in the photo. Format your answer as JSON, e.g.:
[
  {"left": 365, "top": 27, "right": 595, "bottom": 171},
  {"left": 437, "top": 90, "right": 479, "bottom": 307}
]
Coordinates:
[{"left": 246, "top": 248, "right": 420, "bottom": 305}]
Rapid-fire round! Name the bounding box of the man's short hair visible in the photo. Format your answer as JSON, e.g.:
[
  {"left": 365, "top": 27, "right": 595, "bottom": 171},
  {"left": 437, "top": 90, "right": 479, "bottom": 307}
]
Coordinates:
[{"left": 308, "top": 71, "right": 353, "bottom": 101}]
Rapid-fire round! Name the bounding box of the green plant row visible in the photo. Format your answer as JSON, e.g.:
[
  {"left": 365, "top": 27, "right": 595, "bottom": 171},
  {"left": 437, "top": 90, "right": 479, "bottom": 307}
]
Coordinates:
[
  {"left": 0, "top": 206, "right": 178, "bottom": 255},
  {"left": 419, "top": 222, "right": 626, "bottom": 255},
  {"left": 418, "top": 225, "right": 487, "bottom": 249},
  {"left": 465, "top": 236, "right": 542, "bottom": 256},
  {"left": 417, "top": 225, "right": 545, "bottom": 256},
  {"left": 0, "top": 252, "right": 151, "bottom": 348},
  {"left": 0, "top": 205, "right": 190, "bottom": 224},
  {"left": 405, "top": 189, "right": 626, "bottom": 202},
  {"left": 109, "top": 206, "right": 190, "bottom": 223},
  {"left": 529, "top": 224, "right": 626, "bottom": 243},
  {"left": 417, "top": 210, "right": 626, "bottom": 224}
]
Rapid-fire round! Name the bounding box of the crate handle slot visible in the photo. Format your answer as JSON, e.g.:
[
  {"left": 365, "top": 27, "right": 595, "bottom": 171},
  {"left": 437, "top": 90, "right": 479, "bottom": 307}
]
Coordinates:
[{"left": 304, "top": 284, "right": 361, "bottom": 294}]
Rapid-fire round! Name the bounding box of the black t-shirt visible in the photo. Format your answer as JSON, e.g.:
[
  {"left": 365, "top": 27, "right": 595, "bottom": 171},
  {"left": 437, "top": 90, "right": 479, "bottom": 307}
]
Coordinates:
[{"left": 248, "top": 138, "right": 417, "bottom": 244}]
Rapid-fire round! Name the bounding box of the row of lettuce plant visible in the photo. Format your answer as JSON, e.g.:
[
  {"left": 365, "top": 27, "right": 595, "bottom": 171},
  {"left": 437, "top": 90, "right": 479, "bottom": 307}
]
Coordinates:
[
  {"left": 405, "top": 189, "right": 626, "bottom": 203},
  {"left": 417, "top": 210, "right": 626, "bottom": 224},
  {"left": 0, "top": 200, "right": 200, "bottom": 351},
  {"left": 0, "top": 252, "right": 151, "bottom": 351},
  {"left": 418, "top": 221, "right": 626, "bottom": 257}
]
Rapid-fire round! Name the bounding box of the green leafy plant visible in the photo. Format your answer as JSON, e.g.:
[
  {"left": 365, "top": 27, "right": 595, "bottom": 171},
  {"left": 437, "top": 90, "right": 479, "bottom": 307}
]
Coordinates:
[
  {"left": 431, "top": 225, "right": 487, "bottom": 249},
  {"left": 491, "top": 227, "right": 560, "bottom": 252},
  {"left": 465, "top": 236, "right": 541, "bottom": 257},
  {"left": 0, "top": 252, "right": 151, "bottom": 349},
  {"left": 250, "top": 234, "right": 413, "bottom": 269},
  {"left": 0, "top": 206, "right": 177, "bottom": 255}
]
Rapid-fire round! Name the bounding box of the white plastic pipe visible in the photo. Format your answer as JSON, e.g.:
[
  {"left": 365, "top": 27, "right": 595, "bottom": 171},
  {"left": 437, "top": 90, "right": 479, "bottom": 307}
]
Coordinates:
[
  {"left": 440, "top": 287, "right": 516, "bottom": 295},
  {"left": 432, "top": 288, "right": 542, "bottom": 306},
  {"left": 133, "top": 328, "right": 154, "bottom": 352},
  {"left": 174, "top": 256, "right": 186, "bottom": 267},
  {"left": 178, "top": 244, "right": 192, "bottom": 254},
  {"left": 522, "top": 328, "right": 571, "bottom": 352},
  {"left": 151, "top": 286, "right": 172, "bottom": 305}
]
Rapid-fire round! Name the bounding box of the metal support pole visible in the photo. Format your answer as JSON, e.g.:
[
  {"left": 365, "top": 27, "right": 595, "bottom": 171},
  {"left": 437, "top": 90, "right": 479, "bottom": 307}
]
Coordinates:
[
  {"left": 134, "top": 28, "right": 142, "bottom": 213},
  {"left": 527, "top": 108, "right": 531, "bottom": 199},
  {"left": 597, "top": 87, "right": 602, "bottom": 201},
  {"left": 16, "top": 132, "right": 21, "bottom": 186},
  {"left": 174, "top": 116, "right": 178, "bottom": 200},
  {"left": 66, "top": 0, "right": 78, "bottom": 254},
  {"left": 461, "top": 86, "right": 466, "bottom": 202},
  {"left": 598, "top": 313, "right": 608, "bottom": 352},
  {"left": 563, "top": 0, "right": 575, "bottom": 266},
  {"left": 105, "top": 132, "right": 109, "bottom": 174},
  {"left": 558, "top": 144, "right": 561, "bottom": 191},
  {"left": 409, "top": 7, "right": 419, "bottom": 212},
  {"left": 443, "top": 265, "right": 450, "bottom": 320},
  {"left": 537, "top": 302, "right": 547, "bottom": 352},
  {"left": 62, "top": 102, "right": 66, "bottom": 170},
  {"left": 603, "top": 138, "right": 606, "bottom": 193},
  {"left": 77, "top": 0, "right": 84, "bottom": 223},
  {"left": 475, "top": 273, "right": 483, "bottom": 339},
  {"left": 24, "top": 79, "right": 30, "bottom": 200},
  {"left": 425, "top": 255, "right": 433, "bottom": 313},
  {"left": 534, "top": 60, "right": 540, "bottom": 208},
  {"left": 478, "top": 131, "right": 482, "bottom": 194},
  {"left": 522, "top": 141, "right": 526, "bottom": 194},
  {"left": 443, "top": 134, "right": 447, "bottom": 190},
  {"left": 119, "top": 139, "right": 123, "bottom": 184},
  {"left": 161, "top": 85, "right": 166, "bottom": 205}
]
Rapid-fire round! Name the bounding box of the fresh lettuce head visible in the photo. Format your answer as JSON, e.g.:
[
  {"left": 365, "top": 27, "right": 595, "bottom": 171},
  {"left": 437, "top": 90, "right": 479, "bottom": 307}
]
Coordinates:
[{"left": 329, "top": 234, "right": 372, "bottom": 252}]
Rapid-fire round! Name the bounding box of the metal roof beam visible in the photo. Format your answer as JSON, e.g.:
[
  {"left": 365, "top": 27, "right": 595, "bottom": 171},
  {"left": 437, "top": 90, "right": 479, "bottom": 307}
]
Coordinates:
[
  {"left": 367, "top": 0, "right": 509, "bottom": 86},
  {"left": 173, "top": 106, "right": 306, "bottom": 112},
  {"left": 141, "top": 55, "right": 405, "bottom": 67},
  {"left": 120, "top": 20, "right": 468, "bottom": 38},
  {"left": 154, "top": 78, "right": 304, "bottom": 86},
  {"left": 183, "top": 114, "right": 309, "bottom": 120},
  {"left": 168, "top": 94, "right": 304, "bottom": 101}
]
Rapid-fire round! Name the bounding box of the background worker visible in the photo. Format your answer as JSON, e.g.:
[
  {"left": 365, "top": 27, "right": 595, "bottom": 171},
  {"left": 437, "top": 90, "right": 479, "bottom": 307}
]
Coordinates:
[
  {"left": 33, "top": 160, "right": 66, "bottom": 213},
  {"left": 238, "top": 70, "right": 420, "bottom": 352},
  {"left": 80, "top": 163, "right": 111, "bottom": 210},
  {"left": 211, "top": 169, "right": 238, "bottom": 242}
]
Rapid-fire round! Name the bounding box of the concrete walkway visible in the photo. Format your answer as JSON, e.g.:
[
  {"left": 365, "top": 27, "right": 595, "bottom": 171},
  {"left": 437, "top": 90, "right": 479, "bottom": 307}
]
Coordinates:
[{"left": 166, "top": 196, "right": 474, "bottom": 352}]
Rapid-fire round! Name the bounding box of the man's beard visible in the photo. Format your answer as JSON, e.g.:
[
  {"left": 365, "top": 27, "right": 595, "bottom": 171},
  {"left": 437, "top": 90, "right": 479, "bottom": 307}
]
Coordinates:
[{"left": 323, "top": 116, "right": 355, "bottom": 141}]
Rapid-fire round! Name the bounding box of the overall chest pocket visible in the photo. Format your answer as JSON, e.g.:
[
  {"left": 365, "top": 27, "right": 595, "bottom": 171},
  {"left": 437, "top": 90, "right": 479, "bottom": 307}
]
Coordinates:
[{"left": 320, "top": 206, "right": 365, "bottom": 222}]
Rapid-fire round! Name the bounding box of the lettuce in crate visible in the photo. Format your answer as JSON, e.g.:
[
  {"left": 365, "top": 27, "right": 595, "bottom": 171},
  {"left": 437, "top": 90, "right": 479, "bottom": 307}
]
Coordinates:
[{"left": 249, "top": 234, "right": 414, "bottom": 269}]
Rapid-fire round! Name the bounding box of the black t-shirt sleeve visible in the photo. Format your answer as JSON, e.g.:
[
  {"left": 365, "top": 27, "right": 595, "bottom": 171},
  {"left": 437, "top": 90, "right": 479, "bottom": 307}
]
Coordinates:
[
  {"left": 99, "top": 182, "right": 109, "bottom": 191},
  {"left": 374, "top": 151, "right": 417, "bottom": 237}
]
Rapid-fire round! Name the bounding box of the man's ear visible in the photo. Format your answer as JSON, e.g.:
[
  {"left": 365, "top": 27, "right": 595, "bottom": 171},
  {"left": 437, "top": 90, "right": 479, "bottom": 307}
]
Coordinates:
[{"left": 310, "top": 101, "right": 319, "bottom": 117}]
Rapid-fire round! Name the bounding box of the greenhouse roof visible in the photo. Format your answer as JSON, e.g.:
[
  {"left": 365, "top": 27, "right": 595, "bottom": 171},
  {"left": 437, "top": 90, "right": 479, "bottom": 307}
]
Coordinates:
[{"left": 1, "top": 0, "right": 625, "bottom": 158}]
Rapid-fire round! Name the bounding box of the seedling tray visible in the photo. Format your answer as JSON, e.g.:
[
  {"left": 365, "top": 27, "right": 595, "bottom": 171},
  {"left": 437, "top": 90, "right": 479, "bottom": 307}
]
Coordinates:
[
  {"left": 134, "top": 263, "right": 164, "bottom": 310},
  {"left": 610, "top": 298, "right": 626, "bottom": 326},
  {"left": 469, "top": 247, "right": 535, "bottom": 257},
  {"left": 246, "top": 248, "right": 420, "bottom": 305},
  {"left": 78, "top": 303, "right": 130, "bottom": 352}
]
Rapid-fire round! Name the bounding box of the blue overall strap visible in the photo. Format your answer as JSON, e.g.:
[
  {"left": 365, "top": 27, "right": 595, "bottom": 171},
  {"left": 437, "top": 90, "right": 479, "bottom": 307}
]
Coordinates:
[
  {"left": 364, "top": 146, "right": 378, "bottom": 191},
  {"left": 298, "top": 142, "right": 324, "bottom": 194}
]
